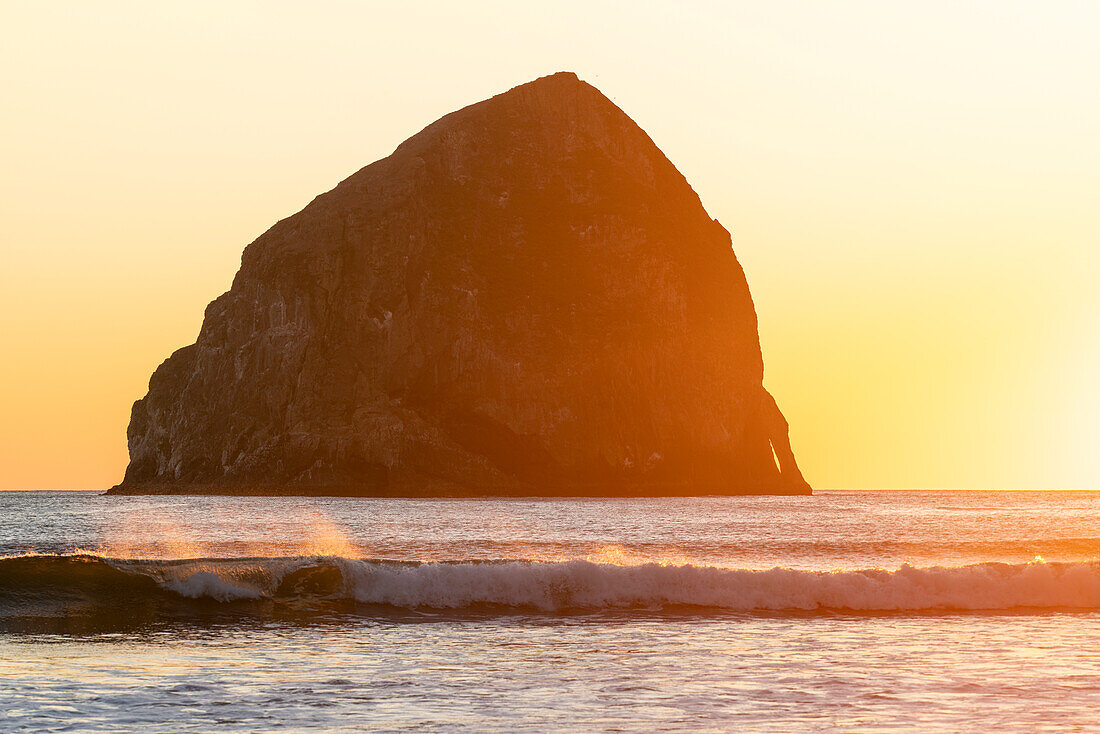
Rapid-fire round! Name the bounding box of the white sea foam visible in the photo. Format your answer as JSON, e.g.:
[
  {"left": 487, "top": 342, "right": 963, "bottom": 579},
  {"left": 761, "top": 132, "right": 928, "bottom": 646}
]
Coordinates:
[
  {"left": 162, "top": 570, "right": 264, "bottom": 602},
  {"left": 339, "top": 559, "right": 1100, "bottom": 611},
  {"left": 151, "top": 558, "right": 1100, "bottom": 612}
]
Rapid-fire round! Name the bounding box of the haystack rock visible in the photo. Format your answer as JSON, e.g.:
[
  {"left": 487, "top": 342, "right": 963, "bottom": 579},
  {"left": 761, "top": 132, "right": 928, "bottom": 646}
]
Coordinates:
[{"left": 109, "top": 72, "right": 810, "bottom": 496}]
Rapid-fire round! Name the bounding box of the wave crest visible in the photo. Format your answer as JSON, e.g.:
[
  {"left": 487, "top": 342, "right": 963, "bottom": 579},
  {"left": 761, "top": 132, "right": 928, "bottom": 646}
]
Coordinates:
[
  {"left": 1, "top": 554, "right": 1098, "bottom": 631},
  {"left": 338, "top": 557, "right": 1100, "bottom": 612}
]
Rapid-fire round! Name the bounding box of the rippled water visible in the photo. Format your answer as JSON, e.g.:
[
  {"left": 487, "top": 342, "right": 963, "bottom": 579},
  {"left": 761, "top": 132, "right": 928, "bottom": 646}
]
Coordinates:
[{"left": 2, "top": 490, "right": 1098, "bottom": 732}]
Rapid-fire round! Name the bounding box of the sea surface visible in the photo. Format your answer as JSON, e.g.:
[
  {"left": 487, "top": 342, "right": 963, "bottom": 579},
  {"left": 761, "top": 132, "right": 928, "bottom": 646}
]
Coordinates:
[{"left": 1, "top": 490, "right": 1098, "bottom": 732}]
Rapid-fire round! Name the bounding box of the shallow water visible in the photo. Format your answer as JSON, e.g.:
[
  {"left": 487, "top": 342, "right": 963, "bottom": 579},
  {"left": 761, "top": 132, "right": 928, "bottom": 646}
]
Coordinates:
[{"left": 2, "top": 490, "right": 1098, "bottom": 732}]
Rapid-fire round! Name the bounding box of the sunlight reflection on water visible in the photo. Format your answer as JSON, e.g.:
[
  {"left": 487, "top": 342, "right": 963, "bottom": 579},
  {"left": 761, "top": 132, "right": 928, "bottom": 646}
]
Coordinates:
[{"left": 1, "top": 490, "right": 1098, "bottom": 732}]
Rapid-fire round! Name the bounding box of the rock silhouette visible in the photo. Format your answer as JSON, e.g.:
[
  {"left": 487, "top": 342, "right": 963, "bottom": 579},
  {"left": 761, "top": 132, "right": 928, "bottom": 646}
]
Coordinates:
[{"left": 110, "top": 72, "right": 810, "bottom": 496}]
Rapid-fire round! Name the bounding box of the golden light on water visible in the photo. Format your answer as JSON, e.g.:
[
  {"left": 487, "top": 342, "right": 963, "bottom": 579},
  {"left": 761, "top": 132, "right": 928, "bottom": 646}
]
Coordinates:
[{"left": 2, "top": 6, "right": 1099, "bottom": 732}]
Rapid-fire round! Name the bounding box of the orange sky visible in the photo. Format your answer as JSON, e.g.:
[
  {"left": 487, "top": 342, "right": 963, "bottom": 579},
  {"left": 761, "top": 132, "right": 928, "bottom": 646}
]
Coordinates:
[{"left": 2, "top": 1, "right": 1098, "bottom": 489}]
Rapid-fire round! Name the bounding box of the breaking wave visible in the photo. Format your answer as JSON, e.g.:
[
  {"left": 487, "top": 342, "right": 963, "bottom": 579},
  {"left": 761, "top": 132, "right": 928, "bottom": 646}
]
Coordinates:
[{"left": 2, "top": 554, "right": 1099, "bottom": 631}]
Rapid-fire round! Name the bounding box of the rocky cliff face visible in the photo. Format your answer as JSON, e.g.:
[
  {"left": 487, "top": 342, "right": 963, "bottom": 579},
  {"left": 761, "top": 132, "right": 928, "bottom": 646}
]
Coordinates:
[{"left": 110, "top": 72, "right": 810, "bottom": 496}]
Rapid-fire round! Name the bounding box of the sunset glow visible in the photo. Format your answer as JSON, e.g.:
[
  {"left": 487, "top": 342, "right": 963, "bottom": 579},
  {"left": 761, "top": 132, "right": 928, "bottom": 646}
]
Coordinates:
[
  {"left": 3, "top": 6, "right": 1099, "bottom": 732},
  {"left": 3, "top": 2, "right": 1097, "bottom": 490}
]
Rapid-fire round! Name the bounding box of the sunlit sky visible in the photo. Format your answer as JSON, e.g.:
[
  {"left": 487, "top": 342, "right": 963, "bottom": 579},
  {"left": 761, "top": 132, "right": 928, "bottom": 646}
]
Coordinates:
[{"left": 2, "top": 1, "right": 1097, "bottom": 489}]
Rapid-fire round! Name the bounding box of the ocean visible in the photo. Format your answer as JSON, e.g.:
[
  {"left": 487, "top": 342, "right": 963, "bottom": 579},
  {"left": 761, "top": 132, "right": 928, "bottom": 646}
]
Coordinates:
[{"left": 1, "top": 490, "right": 1098, "bottom": 732}]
